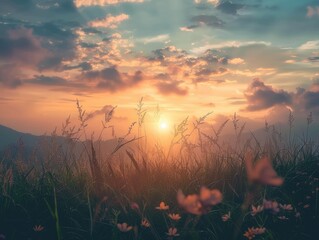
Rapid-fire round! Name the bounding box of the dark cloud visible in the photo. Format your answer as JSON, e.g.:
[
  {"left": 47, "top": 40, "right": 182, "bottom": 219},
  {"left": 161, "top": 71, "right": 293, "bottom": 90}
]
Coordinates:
[
  {"left": 244, "top": 78, "right": 292, "bottom": 111},
  {"left": 308, "top": 56, "right": 319, "bottom": 62},
  {"left": 149, "top": 46, "right": 187, "bottom": 63},
  {"left": 33, "top": 22, "right": 78, "bottom": 70},
  {"left": 0, "top": 64, "right": 23, "bottom": 88},
  {"left": 156, "top": 80, "right": 188, "bottom": 96},
  {"left": 0, "top": 28, "right": 47, "bottom": 65},
  {"left": 295, "top": 81, "right": 319, "bottom": 110},
  {"left": 216, "top": 1, "right": 244, "bottom": 15},
  {"left": 195, "top": 67, "right": 227, "bottom": 77},
  {"left": 63, "top": 62, "right": 93, "bottom": 71},
  {"left": 83, "top": 66, "right": 144, "bottom": 92},
  {"left": 85, "top": 105, "right": 115, "bottom": 121},
  {"left": 29, "top": 75, "right": 68, "bottom": 85},
  {"left": 191, "top": 15, "right": 224, "bottom": 28}
]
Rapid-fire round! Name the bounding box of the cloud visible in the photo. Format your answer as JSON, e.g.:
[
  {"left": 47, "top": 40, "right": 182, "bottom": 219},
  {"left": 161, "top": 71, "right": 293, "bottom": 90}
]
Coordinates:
[
  {"left": 244, "top": 78, "right": 292, "bottom": 111},
  {"left": 82, "top": 66, "right": 143, "bottom": 92},
  {"left": 308, "top": 56, "right": 319, "bottom": 62},
  {"left": 139, "top": 34, "right": 170, "bottom": 44},
  {"left": 88, "top": 14, "right": 129, "bottom": 29},
  {"left": 191, "top": 41, "right": 271, "bottom": 54},
  {"left": 191, "top": 15, "right": 224, "bottom": 28},
  {"left": 307, "top": 6, "right": 319, "bottom": 17},
  {"left": 29, "top": 75, "right": 68, "bottom": 86},
  {"left": 179, "top": 27, "right": 194, "bottom": 32},
  {"left": 85, "top": 105, "right": 114, "bottom": 120},
  {"left": 216, "top": 1, "right": 244, "bottom": 15},
  {"left": 298, "top": 40, "right": 319, "bottom": 50},
  {"left": 155, "top": 80, "right": 188, "bottom": 96},
  {"left": 0, "top": 64, "right": 23, "bottom": 88},
  {"left": 229, "top": 58, "right": 245, "bottom": 65},
  {"left": 296, "top": 81, "right": 319, "bottom": 110},
  {"left": 0, "top": 28, "right": 47, "bottom": 66},
  {"left": 74, "top": 0, "right": 144, "bottom": 7}
]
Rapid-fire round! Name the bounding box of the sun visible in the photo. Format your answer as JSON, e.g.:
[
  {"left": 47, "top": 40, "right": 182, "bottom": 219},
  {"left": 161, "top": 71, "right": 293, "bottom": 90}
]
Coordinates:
[{"left": 159, "top": 121, "right": 169, "bottom": 130}]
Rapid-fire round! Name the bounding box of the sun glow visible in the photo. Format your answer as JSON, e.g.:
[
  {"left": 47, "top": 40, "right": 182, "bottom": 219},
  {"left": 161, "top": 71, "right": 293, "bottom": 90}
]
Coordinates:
[{"left": 159, "top": 121, "right": 168, "bottom": 130}]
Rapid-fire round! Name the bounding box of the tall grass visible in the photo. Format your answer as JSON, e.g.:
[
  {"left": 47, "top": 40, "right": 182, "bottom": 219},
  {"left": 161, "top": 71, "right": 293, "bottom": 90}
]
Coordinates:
[{"left": 0, "top": 100, "right": 318, "bottom": 239}]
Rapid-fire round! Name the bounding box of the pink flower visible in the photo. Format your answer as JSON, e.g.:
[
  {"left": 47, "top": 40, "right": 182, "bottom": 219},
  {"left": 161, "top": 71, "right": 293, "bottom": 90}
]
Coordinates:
[
  {"left": 117, "top": 223, "right": 133, "bottom": 232},
  {"left": 221, "top": 211, "right": 231, "bottom": 222},
  {"left": 279, "top": 204, "right": 293, "bottom": 211},
  {"left": 263, "top": 200, "right": 280, "bottom": 214},
  {"left": 251, "top": 205, "right": 264, "bottom": 216},
  {"left": 33, "top": 225, "right": 44, "bottom": 232},
  {"left": 245, "top": 153, "right": 283, "bottom": 186},
  {"left": 168, "top": 213, "right": 181, "bottom": 221},
  {"left": 243, "top": 227, "right": 266, "bottom": 239},
  {"left": 141, "top": 219, "right": 151, "bottom": 228},
  {"left": 166, "top": 227, "right": 180, "bottom": 237},
  {"left": 131, "top": 202, "right": 140, "bottom": 211}
]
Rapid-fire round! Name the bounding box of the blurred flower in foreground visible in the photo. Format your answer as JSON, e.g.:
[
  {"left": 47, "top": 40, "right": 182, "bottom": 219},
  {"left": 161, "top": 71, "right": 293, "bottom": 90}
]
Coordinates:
[
  {"left": 0, "top": 234, "right": 5, "bottom": 240},
  {"left": 141, "top": 219, "right": 151, "bottom": 228},
  {"left": 168, "top": 213, "right": 181, "bottom": 221},
  {"left": 243, "top": 227, "right": 266, "bottom": 239},
  {"left": 33, "top": 225, "right": 44, "bottom": 232},
  {"left": 177, "top": 187, "right": 222, "bottom": 215},
  {"left": 166, "top": 227, "right": 180, "bottom": 237},
  {"left": 245, "top": 153, "right": 283, "bottom": 186},
  {"left": 117, "top": 223, "right": 133, "bottom": 232},
  {"left": 156, "top": 201, "right": 169, "bottom": 210},
  {"left": 222, "top": 211, "right": 231, "bottom": 222},
  {"left": 251, "top": 205, "right": 264, "bottom": 216}
]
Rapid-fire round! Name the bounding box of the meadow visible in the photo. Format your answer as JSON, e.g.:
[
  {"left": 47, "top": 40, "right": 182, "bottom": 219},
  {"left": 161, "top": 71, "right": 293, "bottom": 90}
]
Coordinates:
[{"left": 0, "top": 100, "right": 318, "bottom": 240}]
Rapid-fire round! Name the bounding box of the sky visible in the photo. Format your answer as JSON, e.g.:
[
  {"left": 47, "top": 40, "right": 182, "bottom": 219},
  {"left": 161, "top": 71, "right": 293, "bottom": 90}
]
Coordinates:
[{"left": 0, "top": 0, "right": 319, "bottom": 137}]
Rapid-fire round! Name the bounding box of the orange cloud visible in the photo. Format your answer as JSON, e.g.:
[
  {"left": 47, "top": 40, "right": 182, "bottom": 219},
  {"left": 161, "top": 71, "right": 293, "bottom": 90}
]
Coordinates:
[
  {"left": 88, "top": 14, "right": 129, "bottom": 29},
  {"left": 74, "top": 0, "right": 144, "bottom": 7}
]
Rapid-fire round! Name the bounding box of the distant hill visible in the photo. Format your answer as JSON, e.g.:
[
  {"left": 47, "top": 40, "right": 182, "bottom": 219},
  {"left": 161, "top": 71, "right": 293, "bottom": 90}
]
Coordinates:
[
  {"left": 0, "top": 125, "right": 135, "bottom": 161},
  {"left": 0, "top": 125, "right": 43, "bottom": 150}
]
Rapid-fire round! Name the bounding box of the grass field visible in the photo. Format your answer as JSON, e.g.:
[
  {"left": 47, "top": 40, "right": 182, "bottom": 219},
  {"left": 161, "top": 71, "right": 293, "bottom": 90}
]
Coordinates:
[{"left": 0, "top": 101, "right": 318, "bottom": 240}]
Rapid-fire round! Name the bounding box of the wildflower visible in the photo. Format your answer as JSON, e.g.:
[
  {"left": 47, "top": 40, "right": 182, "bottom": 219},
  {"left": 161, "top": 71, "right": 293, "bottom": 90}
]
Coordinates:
[
  {"left": 168, "top": 213, "right": 181, "bottom": 221},
  {"left": 156, "top": 201, "right": 169, "bottom": 210},
  {"left": 251, "top": 205, "right": 264, "bottom": 216},
  {"left": 279, "top": 204, "right": 293, "bottom": 211},
  {"left": 141, "top": 219, "right": 151, "bottom": 228},
  {"left": 303, "top": 204, "right": 310, "bottom": 209},
  {"left": 0, "top": 234, "right": 5, "bottom": 240},
  {"left": 33, "top": 225, "right": 44, "bottom": 232},
  {"left": 131, "top": 202, "right": 140, "bottom": 211},
  {"left": 200, "top": 187, "right": 223, "bottom": 206},
  {"left": 177, "top": 187, "right": 223, "bottom": 215},
  {"left": 245, "top": 153, "right": 283, "bottom": 186},
  {"left": 243, "top": 228, "right": 255, "bottom": 240},
  {"left": 243, "top": 227, "right": 266, "bottom": 240},
  {"left": 221, "top": 211, "right": 231, "bottom": 222},
  {"left": 253, "top": 227, "right": 266, "bottom": 235},
  {"left": 263, "top": 200, "right": 280, "bottom": 214},
  {"left": 166, "top": 227, "right": 180, "bottom": 237},
  {"left": 117, "top": 223, "right": 133, "bottom": 232},
  {"left": 295, "top": 212, "right": 301, "bottom": 218}
]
